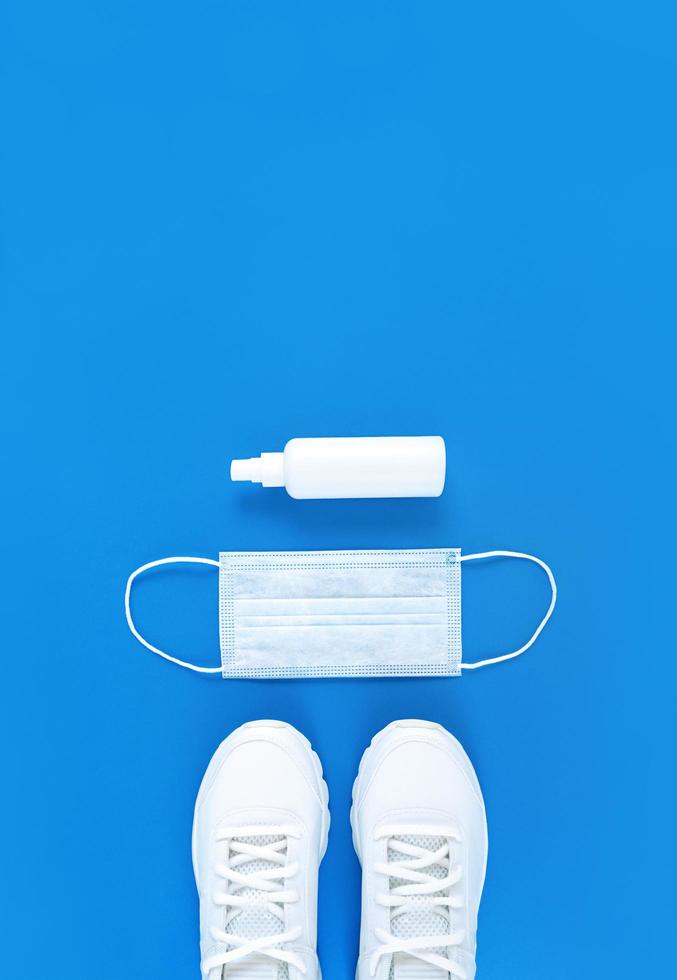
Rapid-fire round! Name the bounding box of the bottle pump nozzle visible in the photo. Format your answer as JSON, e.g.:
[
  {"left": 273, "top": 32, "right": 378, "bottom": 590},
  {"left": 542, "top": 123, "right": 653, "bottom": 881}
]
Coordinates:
[{"left": 230, "top": 453, "right": 285, "bottom": 487}]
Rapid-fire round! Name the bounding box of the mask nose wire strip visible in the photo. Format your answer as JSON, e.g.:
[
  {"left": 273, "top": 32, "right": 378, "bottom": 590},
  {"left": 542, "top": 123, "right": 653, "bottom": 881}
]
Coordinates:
[
  {"left": 124, "top": 556, "right": 222, "bottom": 674},
  {"left": 458, "top": 550, "right": 557, "bottom": 670}
]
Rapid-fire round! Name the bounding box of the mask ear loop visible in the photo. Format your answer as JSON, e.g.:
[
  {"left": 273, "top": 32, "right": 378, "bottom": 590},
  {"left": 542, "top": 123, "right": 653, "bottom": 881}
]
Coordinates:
[
  {"left": 459, "top": 550, "right": 557, "bottom": 670},
  {"left": 124, "top": 557, "right": 222, "bottom": 674}
]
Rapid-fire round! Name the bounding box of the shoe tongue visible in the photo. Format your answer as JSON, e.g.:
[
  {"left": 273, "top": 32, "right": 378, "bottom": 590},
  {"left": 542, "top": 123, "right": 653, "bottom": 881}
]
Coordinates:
[
  {"left": 223, "top": 835, "right": 289, "bottom": 980},
  {"left": 391, "top": 959, "right": 450, "bottom": 980},
  {"left": 223, "top": 956, "right": 280, "bottom": 980},
  {"left": 388, "top": 835, "right": 451, "bottom": 980}
]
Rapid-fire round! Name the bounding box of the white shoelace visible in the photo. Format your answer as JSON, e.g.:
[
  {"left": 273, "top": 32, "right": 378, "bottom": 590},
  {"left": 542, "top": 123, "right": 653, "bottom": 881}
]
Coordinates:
[
  {"left": 203, "top": 824, "right": 306, "bottom": 977},
  {"left": 370, "top": 824, "right": 468, "bottom": 980}
]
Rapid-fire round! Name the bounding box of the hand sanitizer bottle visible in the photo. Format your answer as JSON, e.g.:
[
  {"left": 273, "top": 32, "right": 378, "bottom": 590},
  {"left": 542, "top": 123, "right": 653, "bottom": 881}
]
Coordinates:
[{"left": 230, "top": 435, "right": 446, "bottom": 499}]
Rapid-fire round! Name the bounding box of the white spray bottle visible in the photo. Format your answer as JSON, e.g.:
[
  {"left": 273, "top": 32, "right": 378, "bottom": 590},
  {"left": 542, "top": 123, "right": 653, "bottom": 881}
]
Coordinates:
[{"left": 230, "top": 435, "right": 446, "bottom": 499}]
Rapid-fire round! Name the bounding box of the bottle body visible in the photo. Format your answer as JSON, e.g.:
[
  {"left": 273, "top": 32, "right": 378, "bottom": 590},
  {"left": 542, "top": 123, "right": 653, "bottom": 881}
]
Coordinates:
[{"left": 283, "top": 436, "right": 445, "bottom": 499}]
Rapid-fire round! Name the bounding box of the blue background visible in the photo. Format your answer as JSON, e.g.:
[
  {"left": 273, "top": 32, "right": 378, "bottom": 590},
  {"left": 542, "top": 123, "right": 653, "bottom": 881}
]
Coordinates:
[{"left": 1, "top": 2, "right": 675, "bottom": 977}]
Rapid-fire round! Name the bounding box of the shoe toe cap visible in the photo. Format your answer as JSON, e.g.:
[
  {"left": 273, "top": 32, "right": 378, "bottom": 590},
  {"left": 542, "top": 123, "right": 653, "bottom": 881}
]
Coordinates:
[
  {"left": 355, "top": 722, "right": 486, "bottom": 829},
  {"left": 196, "top": 721, "right": 324, "bottom": 826}
]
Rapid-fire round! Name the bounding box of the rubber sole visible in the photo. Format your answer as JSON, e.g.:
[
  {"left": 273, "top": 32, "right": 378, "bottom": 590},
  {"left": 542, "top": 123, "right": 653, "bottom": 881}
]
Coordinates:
[
  {"left": 349, "top": 718, "right": 486, "bottom": 863},
  {"left": 192, "top": 719, "right": 331, "bottom": 882}
]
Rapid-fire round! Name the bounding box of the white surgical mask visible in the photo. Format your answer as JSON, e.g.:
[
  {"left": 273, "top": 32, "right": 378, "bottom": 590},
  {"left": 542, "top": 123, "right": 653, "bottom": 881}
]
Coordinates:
[{"left": 125, "top": 548, "right": 556, "bottom": 677}]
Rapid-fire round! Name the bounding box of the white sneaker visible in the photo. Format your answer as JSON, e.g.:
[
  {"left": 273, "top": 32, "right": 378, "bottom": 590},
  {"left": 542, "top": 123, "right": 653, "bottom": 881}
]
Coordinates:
[
  {"left": 193, "top": 721, "right": 330, "bottom": 980},
  {"left": 351, "top": 720, "right": 488, "bottom": 980}
]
